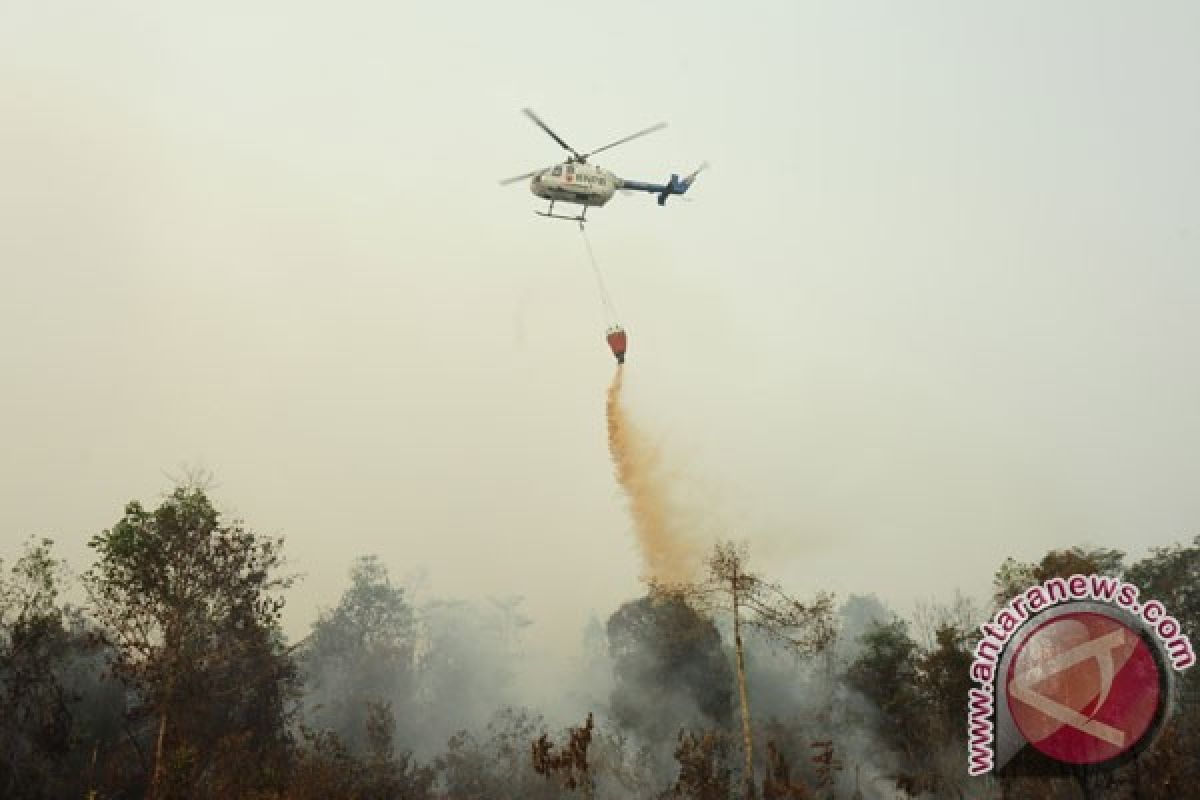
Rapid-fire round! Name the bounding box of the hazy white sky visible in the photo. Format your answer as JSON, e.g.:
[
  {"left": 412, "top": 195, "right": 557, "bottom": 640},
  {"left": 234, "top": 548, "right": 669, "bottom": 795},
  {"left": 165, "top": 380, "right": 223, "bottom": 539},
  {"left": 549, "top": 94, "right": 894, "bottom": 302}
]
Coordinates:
[{"left": 3, "top": 2, "right": 1199, "bottom": 659}]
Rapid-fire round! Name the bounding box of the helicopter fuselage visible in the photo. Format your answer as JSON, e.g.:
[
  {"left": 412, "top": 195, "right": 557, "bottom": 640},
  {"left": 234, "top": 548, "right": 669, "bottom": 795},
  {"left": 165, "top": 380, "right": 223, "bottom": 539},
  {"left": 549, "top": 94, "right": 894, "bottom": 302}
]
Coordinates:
[{"left": 530, "top": 162, "right": 619, "bottom": 208}]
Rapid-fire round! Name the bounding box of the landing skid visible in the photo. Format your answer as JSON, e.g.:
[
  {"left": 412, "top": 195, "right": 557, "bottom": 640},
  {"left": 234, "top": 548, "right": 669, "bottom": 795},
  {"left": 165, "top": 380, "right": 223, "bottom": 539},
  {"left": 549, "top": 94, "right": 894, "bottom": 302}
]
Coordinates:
[{"left": 535, "top": 200, "right": 588, "bottom": 227}]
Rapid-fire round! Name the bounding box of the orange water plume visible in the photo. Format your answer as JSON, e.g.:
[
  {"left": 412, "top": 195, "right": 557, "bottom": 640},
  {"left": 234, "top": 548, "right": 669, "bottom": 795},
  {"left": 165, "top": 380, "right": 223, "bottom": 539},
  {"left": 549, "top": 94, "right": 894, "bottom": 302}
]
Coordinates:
[{"left": 606, "top": 366, "right": 696, "bottom": 583}]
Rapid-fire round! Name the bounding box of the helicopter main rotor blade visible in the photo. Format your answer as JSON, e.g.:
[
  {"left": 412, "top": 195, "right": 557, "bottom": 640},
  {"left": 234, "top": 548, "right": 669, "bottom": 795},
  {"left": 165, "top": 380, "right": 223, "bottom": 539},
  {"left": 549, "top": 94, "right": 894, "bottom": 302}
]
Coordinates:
[
  {"left": 584, "top": 122, "right": 668, "bottom": 159},
  {"left": 499, "top": 166, "right": 553, "bottom": 186},
  {"left": 522, "top": 108, "right": 582, "bottom": 161}
]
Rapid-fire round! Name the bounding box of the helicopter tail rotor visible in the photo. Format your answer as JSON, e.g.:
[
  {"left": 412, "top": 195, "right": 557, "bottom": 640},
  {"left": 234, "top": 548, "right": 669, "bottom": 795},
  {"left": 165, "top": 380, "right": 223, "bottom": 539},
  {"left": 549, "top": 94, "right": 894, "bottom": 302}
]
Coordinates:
[
  {"left": 683, "top": 161, "right": 710, "bottom": 186},
  {"left": 656, "top": 162, "right": 708, "bottom": 205}
]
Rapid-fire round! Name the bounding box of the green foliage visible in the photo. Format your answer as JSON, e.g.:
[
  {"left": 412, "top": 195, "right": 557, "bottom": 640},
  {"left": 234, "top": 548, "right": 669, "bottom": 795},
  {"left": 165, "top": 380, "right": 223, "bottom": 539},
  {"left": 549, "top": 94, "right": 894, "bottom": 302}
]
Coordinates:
[
  {"left": 845, "top": 618, "right": 920, "bottom": 729},
  {"left": 7, "top": 487, "right": 1200, "bottom": 800},
  {"left": 918, "top": 625, "right": 973, "bottom": 737},
  {"left": 284, "top": 704, "right": 454, "bottom": 799},
  {"left": 0, "top": 537, "right": 62, "bottom": 626},
  {"left": 85, "top": 490, "right": 292, "bottom": 678},
  {"left": 1126, "top": 535, "right": 1200, "bottom": 633},
  {"left": 0, "top": 537, "right": 126, "bottom": 800},
  {"left": 1120, "top": 536, "right": 1200, "bottom": 797},
  {"left": 83, "top": 488, "right": 297, "bottom": 798},
  {"left": 360, "top": 701, "right": 437, "bottom": 799},
  {"left": 607, "top": 593, "right": 733, "bottom": 743},
  {"left": 303, "top": 555, "right": 417, "bottom": 753},
  {"left": 993, "top": 546, "right": 1126, "bottom": 606},
  {"left": 845, "top": 616, "right": 977, "bottom": 797},
  {"left": 1036, "top": 547, "right": 1126, "bottom": 582},
  {"left": 0, "top": 538, "right": 79, "bottom": 798}
]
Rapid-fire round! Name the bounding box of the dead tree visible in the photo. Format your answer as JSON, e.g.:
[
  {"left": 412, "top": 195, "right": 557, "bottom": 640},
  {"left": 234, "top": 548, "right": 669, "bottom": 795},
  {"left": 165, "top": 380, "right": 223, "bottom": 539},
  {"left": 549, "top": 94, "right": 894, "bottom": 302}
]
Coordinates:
[
  {"left": 655, "top": 541, "right": 835, "bottom": 795},
  {"left": 532, "top": 712, "right": 595, "bottom": 797},
  {"left": 672, "top": 729, "right": 731, "bottom": 800},
  {"left": 763, "top": 740, "right": 812, "bottom": 799}
]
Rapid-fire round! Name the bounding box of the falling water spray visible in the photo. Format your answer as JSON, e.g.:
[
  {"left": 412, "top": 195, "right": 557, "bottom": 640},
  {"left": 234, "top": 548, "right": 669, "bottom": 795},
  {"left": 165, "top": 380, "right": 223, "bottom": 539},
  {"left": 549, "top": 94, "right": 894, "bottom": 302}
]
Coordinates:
[{"left": 606, "top": 367, "right": 696, "bottom": 583}]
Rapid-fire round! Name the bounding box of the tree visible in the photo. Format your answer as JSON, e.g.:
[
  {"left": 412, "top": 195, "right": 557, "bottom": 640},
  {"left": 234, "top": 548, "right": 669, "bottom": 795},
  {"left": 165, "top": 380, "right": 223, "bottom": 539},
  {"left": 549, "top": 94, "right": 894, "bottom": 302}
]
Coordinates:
[
  {"left": 532, "top": 712, "right": 595, "bottom": 796},
  {"left": 606, "top": 593, "right": 733, "bottom": 748},
  {"left": 914, "top": 625, "right": 973, "bottom": 797},
  {"left": 438, "top": 706, "right": 564, "bottom": 800},
  {"left": 1121, "top": 537, "right": 1200, "bottom": 798},
  {"left": 0, "top": 537, "right": 127, "bottom": 800},
  {"left": 844, "top": 618, "right": 920, "bottom": 751},
  {"left": 361, "top": 701, "right": 437, "bottom": 799},
  {"left": 918, "top": 625, "right": 972, "bottom": 737},
  {"left": 844, "top": 617, "right": 954, "bottom": 795},
  {"left": 0, "top": 538, "right": 89, "bottom": 798},
  {"left": 1126, "top": 536, "right": 1200, "bottom": 639},
  {"left": 670, "top": 729, "right": 732, "bottom": 800},
  {"left": 283, "top": 708, "right": 435, "bottom": 800},
  {"left": 303, "top": 555, "right": 417, "bottom": 753},
  {"left": 585, "top": 721, "right": 659, "bottom": 798},
  {"left": 761, "top": 739, "right": 810, "bottom": 799},
  {"left": 990, "top": 546, "right": 1131, "bottom": 799},
  {"left": 83, "top": 488, "right": 296, "bottom": 799},
  {"left": 993, "top": 547, "right": 1126, "bottom": 606},
  {"left": 663, "top": 541, "right": 835, "bottom": 798},
  {"left": 911, "top": 590, "right": 982, "bottom": 651}
]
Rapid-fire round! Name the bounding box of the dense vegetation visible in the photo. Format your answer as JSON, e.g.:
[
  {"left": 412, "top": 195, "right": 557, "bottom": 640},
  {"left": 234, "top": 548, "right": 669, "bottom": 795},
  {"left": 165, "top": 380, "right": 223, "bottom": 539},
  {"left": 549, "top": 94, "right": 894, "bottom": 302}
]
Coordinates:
[{"left": 1, "top": 487, "right": 1195, "bottom": 798}]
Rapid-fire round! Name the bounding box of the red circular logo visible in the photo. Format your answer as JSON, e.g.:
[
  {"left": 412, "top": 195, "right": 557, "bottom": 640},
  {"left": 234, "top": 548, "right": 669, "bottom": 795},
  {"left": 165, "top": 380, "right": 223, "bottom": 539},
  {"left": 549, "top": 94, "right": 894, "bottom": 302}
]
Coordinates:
[{"left": 1006, "top": 611, "right": 1164, "bottom": 765}]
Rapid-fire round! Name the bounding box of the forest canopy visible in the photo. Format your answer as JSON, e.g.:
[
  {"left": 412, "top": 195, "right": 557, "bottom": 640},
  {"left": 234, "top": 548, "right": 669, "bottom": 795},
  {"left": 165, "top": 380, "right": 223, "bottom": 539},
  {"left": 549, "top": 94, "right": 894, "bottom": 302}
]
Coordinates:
[{"left": 0, "top": 487, "right": 1196, "bottom": 799}]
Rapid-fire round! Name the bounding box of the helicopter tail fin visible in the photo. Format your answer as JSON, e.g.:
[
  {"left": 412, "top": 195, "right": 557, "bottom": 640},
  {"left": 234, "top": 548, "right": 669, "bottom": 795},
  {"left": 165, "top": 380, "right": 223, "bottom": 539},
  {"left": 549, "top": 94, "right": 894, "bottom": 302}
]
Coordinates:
[
  {"left": 656, "top": 162, "right": 709, "bottom": 205},
  {"left": 655, "top": 176, "right": 680, "bottom": 206}
]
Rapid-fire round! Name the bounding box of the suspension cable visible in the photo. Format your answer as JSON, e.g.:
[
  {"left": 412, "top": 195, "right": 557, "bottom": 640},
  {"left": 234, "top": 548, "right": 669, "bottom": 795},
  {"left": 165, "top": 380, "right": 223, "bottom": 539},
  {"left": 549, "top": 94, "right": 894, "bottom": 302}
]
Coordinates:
[{"left": 580, "top": 225, "right": 620, "bottom": 326}]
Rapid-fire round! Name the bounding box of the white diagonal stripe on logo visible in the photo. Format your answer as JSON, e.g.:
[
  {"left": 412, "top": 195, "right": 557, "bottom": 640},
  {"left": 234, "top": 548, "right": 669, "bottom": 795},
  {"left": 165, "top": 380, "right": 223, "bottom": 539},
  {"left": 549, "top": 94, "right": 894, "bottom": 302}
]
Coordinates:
[{"left": 1008, "top": 629, "right": 1128, "bottom": 747}]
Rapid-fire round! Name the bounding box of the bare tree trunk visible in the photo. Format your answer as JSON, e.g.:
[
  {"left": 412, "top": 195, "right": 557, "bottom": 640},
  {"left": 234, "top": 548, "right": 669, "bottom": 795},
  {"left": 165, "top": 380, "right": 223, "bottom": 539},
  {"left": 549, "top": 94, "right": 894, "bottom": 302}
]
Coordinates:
[
  {"left": 733, "top": 587, "right": 756, "bottom": 798},
  {"left": 148, "top": 712, "right": 167, "bottom": 800},
  {"left": 86, "top": 741, "right": 99, "bottom": 800},
  {"left": 1072, "top": 765, "right": 1092, "bottom": 800}
]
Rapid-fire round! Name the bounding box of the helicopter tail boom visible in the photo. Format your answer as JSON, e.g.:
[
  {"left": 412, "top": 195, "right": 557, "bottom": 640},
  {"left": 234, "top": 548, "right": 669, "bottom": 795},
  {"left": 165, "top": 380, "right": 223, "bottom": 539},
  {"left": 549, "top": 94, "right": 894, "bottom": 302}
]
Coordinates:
[{"left": 620, "top": 162, "right": 707, "bottom": 205}]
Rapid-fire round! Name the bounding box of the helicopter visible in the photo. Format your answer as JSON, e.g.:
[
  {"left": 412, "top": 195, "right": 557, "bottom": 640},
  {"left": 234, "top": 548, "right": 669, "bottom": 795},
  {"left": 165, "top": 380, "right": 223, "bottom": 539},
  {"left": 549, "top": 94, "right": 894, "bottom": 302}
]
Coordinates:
[{"left": 500, "top": 108, "right": 707, "bottom": 224}]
